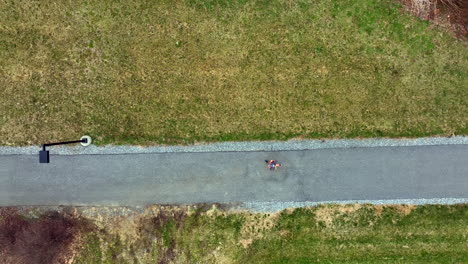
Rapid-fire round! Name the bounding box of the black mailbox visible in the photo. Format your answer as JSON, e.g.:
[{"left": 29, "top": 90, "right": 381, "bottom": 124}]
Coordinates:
[{"left": 39, "top": 150, "right": 50, "bottom": 163}]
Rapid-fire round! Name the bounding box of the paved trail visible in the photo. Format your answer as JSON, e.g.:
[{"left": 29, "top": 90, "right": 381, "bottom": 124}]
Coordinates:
[{"left": 0, "top": 145, "right": 467, "bottom": 206}]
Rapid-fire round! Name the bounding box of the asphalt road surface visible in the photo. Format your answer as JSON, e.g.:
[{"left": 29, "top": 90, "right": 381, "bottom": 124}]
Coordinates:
[{"left": 1, "top": 145, "right": 467, "bottom": 206}]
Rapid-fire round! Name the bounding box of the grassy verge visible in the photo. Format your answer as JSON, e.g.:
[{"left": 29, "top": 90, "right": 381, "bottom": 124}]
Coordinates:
[
  {"left": 238, "top": 204, "right": 468, "bottom": 263},
  {"left": 1, "top": 0, "right": 467, "bottom": 146},
  {"left": 2, "top": 204, "right": 467, "bottom": 263}
]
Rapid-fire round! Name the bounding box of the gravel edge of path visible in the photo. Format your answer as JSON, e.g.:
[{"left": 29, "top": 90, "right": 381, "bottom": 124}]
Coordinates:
[
  {"left": 236, "top": 198, "right": 468, "bottom": 213},
  {"left": 1, "top": 136, "right": 467, "bottom": 155},
  {"left": 7, "top": 198, "right": 468, "bottom": 216}
]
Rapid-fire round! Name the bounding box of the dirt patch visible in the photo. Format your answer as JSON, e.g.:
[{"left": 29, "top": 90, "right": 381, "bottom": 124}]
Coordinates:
[
  {"left": 0, "top": 208, "right": 90, "bottom": 264},
  {"left": 397, "top": 0, "right": 468, "bottom": 39}
]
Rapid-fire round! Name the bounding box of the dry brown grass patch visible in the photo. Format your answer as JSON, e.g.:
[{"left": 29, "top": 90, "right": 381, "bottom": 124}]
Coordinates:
[
  {"left": 314, "top": 204, "right": 365, "bottom": 227},
  {"left": 374, "top": 205, "right": 384, "bottom": 217},
  {"left": 238, "top": 211, "right": 280, "bottom": 248},
  {"left": 394, "top": 204, "right": 417, "bottom": 215}
]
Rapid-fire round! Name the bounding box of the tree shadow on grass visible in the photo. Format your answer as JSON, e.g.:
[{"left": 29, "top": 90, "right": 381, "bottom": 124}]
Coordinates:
[{"left": 0, "top": 208, "right": 92, "bottom": 264}]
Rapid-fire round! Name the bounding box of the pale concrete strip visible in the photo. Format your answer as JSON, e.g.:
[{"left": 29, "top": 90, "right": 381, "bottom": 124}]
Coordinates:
[{"left": 0, "top": 136, "right": 467, "bottom": 155}]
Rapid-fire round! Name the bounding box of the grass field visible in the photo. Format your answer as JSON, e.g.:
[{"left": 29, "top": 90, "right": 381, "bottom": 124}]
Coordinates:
[
  {"left": 2, "top": 204, "right": 467, "bottom": 263},
  {"left": 1, "top": 0, "right": 467, "bottom": 146}
]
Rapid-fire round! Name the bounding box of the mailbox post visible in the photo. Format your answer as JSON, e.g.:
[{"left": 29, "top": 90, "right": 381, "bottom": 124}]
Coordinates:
[{"left": 39, "top": 135, "right": 91, "bottom": 163}]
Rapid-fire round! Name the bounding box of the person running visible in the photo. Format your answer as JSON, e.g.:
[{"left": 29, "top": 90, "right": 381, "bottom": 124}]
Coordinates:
[
  {"left": 265, "top": 160, "right": 281, "bottom": 170},
  {"left": 269, "top": 162, "right": 275, "bottom": 170}
]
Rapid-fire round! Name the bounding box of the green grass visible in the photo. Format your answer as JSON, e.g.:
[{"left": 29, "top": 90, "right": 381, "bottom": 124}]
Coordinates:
[
  {"left": 0, "top": 0, "right": 467, "bottom": 146},
  {"left": 237, "top": 205, "right": 468, "bottom": 263},
  {"left": 73, "top": 233, "right": 104, "bottom": 264},
  {"left": 69, "top": 204, "right": 468, "bottom": 263}
]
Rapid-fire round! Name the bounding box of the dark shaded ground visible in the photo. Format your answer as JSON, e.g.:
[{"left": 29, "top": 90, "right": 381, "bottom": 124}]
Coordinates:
[
  {"left": 0, "top": 208, "right": 91, "bottom": 264},
  {"left": 398, "top": 0, "right": 467, "bottom": 39}
]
